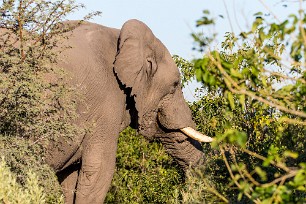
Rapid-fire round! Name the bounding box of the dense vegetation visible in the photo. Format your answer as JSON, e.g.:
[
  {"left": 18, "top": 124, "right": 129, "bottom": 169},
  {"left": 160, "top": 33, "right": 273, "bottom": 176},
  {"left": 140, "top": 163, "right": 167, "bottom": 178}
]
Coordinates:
[
  {"left": 105, "top": 128, "right": 184, "bottom": 203},
  {"left": 0, "top": 0, "right": 98, "bottom": 203},
  {"left": 184, "top": 7, "right": 306, "bottom": 203},
  {"left": 0, "top": 1, "right": 305, "bottom": 204}
]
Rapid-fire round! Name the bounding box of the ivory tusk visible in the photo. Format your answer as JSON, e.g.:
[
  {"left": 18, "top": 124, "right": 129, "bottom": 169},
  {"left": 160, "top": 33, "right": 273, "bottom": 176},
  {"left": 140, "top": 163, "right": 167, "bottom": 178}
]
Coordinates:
[{"left": 180, "top": 127, "right": 214, "bottom": 142}]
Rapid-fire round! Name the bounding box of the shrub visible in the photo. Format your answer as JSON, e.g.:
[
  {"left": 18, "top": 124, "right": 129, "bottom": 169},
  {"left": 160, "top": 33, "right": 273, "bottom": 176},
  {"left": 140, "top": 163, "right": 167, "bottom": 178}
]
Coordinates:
[
  {"left": 0, "top": 157, "right": 64, "bottom": 204},
  {"left": 105, "top": 127, "right": 184, "bottom": 203},
  {"left": 179, "top": 7, "right": 306, "bottom": 204},
  {"left": 0, "top": 0, "right": 99, "bottom": 202}
]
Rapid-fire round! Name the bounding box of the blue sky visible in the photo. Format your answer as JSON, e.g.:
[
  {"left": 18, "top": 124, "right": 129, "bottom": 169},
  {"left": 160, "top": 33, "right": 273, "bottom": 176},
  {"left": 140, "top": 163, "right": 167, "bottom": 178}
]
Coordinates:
[
  {"left": 71, "top": 0, "right": 300, "bottom": 59},
  {"left": 69, "top": 0, "right": 302, "bottom": 100}
]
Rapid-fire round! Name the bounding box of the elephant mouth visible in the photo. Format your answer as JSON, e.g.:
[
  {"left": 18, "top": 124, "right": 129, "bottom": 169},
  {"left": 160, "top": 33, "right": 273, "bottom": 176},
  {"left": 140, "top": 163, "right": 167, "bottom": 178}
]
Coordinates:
[
  {"left": 138, "top": 110, "right": 213, "bottom": 143},
  {"left": 156, "top": 111, "right": 213, "bottom": 143}
]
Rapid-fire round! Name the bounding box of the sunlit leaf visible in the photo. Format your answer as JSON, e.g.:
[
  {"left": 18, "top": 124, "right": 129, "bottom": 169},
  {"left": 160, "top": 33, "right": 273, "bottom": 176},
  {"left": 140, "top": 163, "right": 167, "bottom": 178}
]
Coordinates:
[{"left": 227, "top": 92, "right": 235, "bottom": 110}]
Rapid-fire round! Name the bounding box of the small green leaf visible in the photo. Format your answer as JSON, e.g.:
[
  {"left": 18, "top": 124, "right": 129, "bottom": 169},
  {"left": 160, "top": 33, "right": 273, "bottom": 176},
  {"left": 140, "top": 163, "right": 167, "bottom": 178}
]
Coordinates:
[
  {"left": 252, "top": 17, "right": 263, "bottom": 32},
  {"left": 238, "top": 192, "right": 243, "bottom": 201},
  {"left": 227, "top": 92, "right": 235, "bottom": 110},
  {"left": 255, "top": 166, "right": 267, "bottom": 181},
  {"left": 195, "top": 69, "right": 202, "bottom": 82},
  {"left": 238, "top": 94, "right": 245, "bottom": 110},
  {"left": 284, "top": 151, "right": 298, "bottom": 159},
  {"left": 240, "top": 32, "right": 248, "bottom": 39},
  {"left": 261, "top": 76, "right": 267, "bottom": 87},
  {"left": 203, "top": 71, "right": 209, "bottom": 83},
  {"left": 203, "top": 10, "right": 210, "bottom": 14},
  {"left": 236, "top": 131, "right": 247, "bottom": 147},
  {"left": 263, "top": 156, "right": 273, "bottom": 167},
  {"left": 259, "top": 28, "right": 266, "bottom": 41},
  {"left": 230, "top": 68, "right": 243, "bottom": 79},
  {"left": 208, "top": 75, "right": 216, "bottom": 86},
  {"left": 293, "top": 170, "right": 306, "bottom": 186},
  {"left": 201, "top": 57, "right": 209, "bottom": 70},
  {"left": 297, "top": 186, "right": 306, "bottom": 191},
  {"left": 254, "top": 12, "right": 263, "bottom": 16},
  {"left": 251, "top": 66, "right": 259, "bottom": 77}
]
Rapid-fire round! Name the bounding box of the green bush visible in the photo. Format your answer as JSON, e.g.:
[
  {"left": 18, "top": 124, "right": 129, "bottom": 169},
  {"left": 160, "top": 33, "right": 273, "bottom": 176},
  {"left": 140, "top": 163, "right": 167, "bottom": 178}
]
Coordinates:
[
  {"left": 105, "top": 127, "right": 184, "bottom": 203},
  {"left": 0, "top": 157, "right": 64, "bottom": 204},
  {"left": 0, "top": 137, "right": 64, "bottom": 203},
  {"left": 0, "top": 0, "right": 100, "bottom": 202},
  {"left": 178, "top": 7, "right": 306, "bottom": 204}
]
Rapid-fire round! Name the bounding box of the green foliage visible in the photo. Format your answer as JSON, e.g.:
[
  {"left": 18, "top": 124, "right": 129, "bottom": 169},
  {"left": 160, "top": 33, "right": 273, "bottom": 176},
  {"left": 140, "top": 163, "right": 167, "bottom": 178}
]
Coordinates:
[
  {"left": 173, "top": 55, "right": 195, "bottom": 88},
  {"left": 0, "top": 0, "right": 99, "bottom": 202},
  {"left": 192, "top": 10, "right": 217, "bottom": 52},
  {"left": 0, "top": 137, "right": 63, "bottom": 203},
  {"left": 193, "top": 11, "right": 306, "bottom": 118},
  {"left": 0, "top": 157, "right": 64, "bottom": 204},
  {"left": 105, "top": 127, "right": 183, "bottom": 203},
  {"left": 0, "top": 0, "right": 83, "bottom": 143},
  {"left": 181, "top": 166, "right": 228, "bottom": 204},
  {"left": 183, "top": 6, "right": 306, "bottom": 204}
]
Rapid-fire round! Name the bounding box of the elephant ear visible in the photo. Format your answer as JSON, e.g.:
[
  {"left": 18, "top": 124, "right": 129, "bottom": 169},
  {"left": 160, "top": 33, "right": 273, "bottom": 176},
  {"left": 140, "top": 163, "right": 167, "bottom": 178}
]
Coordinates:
[{"left": 114, "top": 19, "right": 157, "bottom": 122}]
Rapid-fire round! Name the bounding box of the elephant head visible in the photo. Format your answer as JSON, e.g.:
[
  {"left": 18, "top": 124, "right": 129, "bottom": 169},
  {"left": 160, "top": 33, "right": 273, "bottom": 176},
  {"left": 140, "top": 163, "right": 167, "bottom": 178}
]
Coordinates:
[{"left": 114, "top": 19, "right": 212, "bottom": 170}]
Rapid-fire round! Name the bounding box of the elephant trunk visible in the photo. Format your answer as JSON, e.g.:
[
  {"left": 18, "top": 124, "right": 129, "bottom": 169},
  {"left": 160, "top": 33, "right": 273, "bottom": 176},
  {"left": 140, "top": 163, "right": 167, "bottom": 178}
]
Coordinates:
[{"left": 156, "top": 131, "right": 204, "bottom": 171}]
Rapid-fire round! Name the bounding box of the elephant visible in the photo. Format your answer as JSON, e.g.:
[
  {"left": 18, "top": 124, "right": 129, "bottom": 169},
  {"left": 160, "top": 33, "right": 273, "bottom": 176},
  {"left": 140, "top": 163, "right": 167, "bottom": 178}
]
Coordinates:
[{"left": 44, "top": 19, "right": 213, "bottom": 204}]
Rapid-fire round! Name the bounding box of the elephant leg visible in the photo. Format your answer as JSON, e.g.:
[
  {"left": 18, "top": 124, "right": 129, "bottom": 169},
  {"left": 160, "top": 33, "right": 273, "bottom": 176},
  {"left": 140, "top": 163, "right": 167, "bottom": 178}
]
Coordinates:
[
  {"left": 75, "top": 131, "right": 119, "bottom": 204},
  {"left": 57, "top": 164, "right": 80, "bottom": 204}
]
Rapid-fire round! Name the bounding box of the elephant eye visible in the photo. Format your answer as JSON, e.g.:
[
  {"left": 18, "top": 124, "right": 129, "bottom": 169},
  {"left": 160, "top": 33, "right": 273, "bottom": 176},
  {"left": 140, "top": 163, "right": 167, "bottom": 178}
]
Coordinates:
[{"left": 169, "top": 80, "right": 180, "bottom": 94}]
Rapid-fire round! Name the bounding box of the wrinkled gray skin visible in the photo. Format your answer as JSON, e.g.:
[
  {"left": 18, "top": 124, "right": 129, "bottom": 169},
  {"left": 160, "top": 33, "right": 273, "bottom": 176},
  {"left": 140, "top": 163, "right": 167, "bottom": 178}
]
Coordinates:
[{"left": 46, "top": 19, "right": 203, "bottom": 204}]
